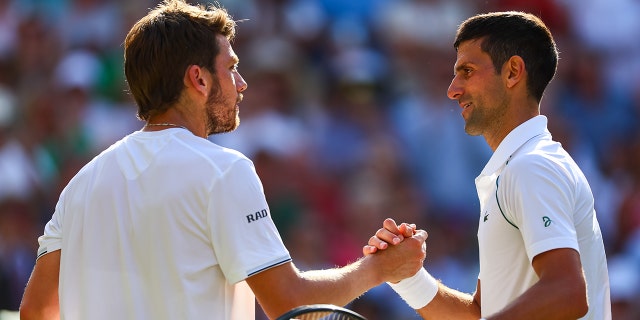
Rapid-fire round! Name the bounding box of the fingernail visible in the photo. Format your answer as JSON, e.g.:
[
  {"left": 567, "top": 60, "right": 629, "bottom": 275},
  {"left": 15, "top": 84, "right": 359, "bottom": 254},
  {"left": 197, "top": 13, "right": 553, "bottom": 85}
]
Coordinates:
[{"left": 392, "top": 237, "right": 401, "bottom": 244}]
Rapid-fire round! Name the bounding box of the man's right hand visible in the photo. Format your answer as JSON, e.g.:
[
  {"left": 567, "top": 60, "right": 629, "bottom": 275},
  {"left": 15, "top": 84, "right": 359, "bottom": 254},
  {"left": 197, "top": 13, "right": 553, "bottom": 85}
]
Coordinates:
[
  {"left": 363, "top": 218, "right": 421, "bottom": 256},
  {"left": 365, "top": 224, "right": 428, "bottom": 284}
]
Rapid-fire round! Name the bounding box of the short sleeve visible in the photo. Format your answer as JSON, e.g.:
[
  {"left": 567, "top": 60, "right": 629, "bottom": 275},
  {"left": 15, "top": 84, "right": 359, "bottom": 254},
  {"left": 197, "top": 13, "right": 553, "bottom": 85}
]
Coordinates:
[
  {"left": 207, "top": 158, "right": 291, "bottom": 284},
  {"left": 499, "top": 155, "right": 579, "bottom": 261},
  {"left": 37, "top": 189, "right": 66, "bottom": 260}
]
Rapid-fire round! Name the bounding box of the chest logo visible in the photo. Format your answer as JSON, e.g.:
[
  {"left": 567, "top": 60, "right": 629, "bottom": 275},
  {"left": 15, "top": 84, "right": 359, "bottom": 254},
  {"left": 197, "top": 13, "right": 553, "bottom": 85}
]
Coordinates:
[
  {"left": 483, "top": 211, "right": 489, "bottom": 222},
  {"left": 542, "top": 216, "right": 552, "bottom": 227}
]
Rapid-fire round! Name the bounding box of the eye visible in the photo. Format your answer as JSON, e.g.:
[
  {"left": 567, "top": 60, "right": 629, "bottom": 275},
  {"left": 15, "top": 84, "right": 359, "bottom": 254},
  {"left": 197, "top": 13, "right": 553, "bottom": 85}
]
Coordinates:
[
  {"left": 231, "top": 64, "right": 239, "bottom": 72},
  {"left": 453, "top": 66, "right": 473, "bottom": 78},
  {"left": 460, "top": 67, "right": 474, "bottom": 78}
]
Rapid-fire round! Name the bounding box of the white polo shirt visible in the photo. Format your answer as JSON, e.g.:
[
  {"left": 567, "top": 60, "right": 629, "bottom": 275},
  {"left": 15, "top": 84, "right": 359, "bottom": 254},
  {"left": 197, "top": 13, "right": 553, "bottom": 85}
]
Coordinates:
[
  {"left": 37, "top": 128, "right": 291, "bottom": 320},
  {"left": 475, "top": 116, "right": 611, "bottom": 319}
]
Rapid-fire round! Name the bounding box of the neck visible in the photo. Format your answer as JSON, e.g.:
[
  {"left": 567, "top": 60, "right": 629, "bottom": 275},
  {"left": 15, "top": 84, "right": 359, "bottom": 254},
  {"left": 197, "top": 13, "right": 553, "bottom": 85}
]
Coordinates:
[
  {"left": 143, "top": 106, "right": 207, "bottom": 138},
  {"left": 485, "top": 111, "right": 539, "bottom": 151}
]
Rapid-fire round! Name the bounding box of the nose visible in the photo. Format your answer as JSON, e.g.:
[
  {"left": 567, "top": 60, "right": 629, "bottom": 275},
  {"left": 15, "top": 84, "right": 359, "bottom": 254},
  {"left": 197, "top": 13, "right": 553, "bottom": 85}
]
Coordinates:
[
  {"left": 447, "top": 77, "right": 462, "bottom": 101},
  {"left": 237, "top": 73, "right": 248, "bottom": 92}
]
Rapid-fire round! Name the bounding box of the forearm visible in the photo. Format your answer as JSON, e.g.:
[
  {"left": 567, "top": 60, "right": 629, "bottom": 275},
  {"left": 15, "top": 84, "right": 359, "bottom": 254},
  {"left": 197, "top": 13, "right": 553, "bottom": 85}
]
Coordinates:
[
  {"left": 292, "top": 230, "right": 427, "bottom": 306},
  {"left": 251, "top": 258, "right": 383, "bottom": 319},
  {"left": 416, "top": 284, "right": 480, "bottom": 320},
  {"left": 296, "top": 257, "right": 382, "bottom": 306},
  {"left": 251, "top": 231, "right": 427, "bottom": 319}
]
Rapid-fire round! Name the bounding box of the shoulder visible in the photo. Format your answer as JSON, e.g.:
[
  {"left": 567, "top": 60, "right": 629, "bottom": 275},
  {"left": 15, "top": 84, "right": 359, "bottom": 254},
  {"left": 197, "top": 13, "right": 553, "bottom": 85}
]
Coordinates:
[
  {"left": 504, "top": 139, "right": 573, "bottom": 180},
  {"left": 169, "top": 135, "right": 255, "bottom": 171},
  {"left": 498, "top": 139, "right": 581, "bottom": 204}
]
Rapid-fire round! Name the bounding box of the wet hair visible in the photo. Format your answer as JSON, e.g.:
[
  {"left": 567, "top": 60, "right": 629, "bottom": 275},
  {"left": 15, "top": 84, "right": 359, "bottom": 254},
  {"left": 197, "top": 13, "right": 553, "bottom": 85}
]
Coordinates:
[
  {"left": 124, "top": 0, "right": 236, "bottom": 120},
  {"left": 453, "top": 11, "right": 558, "bottom": 102}
]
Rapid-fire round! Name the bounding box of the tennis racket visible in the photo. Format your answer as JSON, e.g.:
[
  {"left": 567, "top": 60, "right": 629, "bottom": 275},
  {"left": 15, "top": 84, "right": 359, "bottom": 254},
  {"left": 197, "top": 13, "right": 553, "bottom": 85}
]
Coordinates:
[{"left": 275, "top": 304, "right": 367, "bottom": 320}]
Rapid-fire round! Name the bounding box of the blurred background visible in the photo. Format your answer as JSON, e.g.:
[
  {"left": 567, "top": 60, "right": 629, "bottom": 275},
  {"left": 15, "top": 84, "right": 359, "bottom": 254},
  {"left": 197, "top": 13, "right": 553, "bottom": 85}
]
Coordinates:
[{"left": 0, "top": 0, "right": 638, "bottom": 319}]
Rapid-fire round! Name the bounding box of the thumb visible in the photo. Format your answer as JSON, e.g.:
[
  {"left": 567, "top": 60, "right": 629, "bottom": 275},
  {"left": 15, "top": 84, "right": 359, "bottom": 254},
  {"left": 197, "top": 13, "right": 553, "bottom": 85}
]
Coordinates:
[{"left": 412, "top": 229, "right": 429, "bottom": 244}]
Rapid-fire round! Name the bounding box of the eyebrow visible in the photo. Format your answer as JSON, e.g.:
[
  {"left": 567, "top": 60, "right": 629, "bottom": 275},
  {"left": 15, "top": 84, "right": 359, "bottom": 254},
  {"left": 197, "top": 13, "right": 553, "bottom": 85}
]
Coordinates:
[{"left": 453, "top": 62, "right": 472, "bottom": 75}]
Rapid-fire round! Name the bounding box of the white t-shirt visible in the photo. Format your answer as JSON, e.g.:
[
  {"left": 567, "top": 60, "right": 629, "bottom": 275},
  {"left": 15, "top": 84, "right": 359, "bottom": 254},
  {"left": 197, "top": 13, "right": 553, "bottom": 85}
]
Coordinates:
[
  {"left": 475, "top": 116, "right": 611, "bottom": 319},
  {"left": 37, "top": 128, "right": 291, "bottom": 320}
]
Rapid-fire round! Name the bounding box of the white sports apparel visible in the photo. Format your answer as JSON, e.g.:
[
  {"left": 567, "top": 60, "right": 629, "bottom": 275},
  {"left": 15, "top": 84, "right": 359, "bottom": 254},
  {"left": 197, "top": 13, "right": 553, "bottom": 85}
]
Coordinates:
[
  {"left": 475, "top": 116, "right": 611, "bottom": 319},
  {"left": 37, "top": 128, "right": 291, "bottom": 320}
]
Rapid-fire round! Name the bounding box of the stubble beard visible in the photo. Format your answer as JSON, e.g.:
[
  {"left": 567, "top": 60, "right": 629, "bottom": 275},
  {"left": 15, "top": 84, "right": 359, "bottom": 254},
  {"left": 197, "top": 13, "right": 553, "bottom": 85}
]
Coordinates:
[
  {"left": 463, "top": 90, "right": 508, "bottom": 137},
  {"left": 206, "top": 105, "right": 239, "bottom": 136},
  {"left": 205, "top": 85, "right": 240, "bottom": 136},
  {"left": 464, "top": 107, "right": 486, "bottom": 136}
]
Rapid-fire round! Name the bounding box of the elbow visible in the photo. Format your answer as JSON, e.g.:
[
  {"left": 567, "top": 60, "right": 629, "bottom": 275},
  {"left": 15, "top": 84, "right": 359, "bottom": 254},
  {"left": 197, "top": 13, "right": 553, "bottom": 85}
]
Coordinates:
[
  {"left": 569, "top": 280, "right": 589, "bottom": 318},
  {"left": 19, "top": 301, "right": 33, "bottom": 320},
  {"left": 573, "top": 301, "right": 588, "bottom": 319},
  {"left": 575, "top": 297, "right": 589, "bottom": 319},
  {"left": 19, "top": 302, "right": 58, "bottom": 320},
  {"left": 19, "top": 306, "right": 37, "bottom": 320}
]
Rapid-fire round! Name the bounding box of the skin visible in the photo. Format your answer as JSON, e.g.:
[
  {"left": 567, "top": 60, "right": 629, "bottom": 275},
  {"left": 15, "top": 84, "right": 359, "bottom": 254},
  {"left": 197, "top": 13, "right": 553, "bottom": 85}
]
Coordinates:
[
  {"left": 19, "top": 34, "right": 430, "bottom": 320},
  {"left": 449, "top": 39, "right": 537, "bottom": 152},
  {"left": 20, "top": 250, "right": 61, "bottom": 320},
  {"left": 247, "top": 233, "right": 427, "bottom": 319},
  {"left": 364, "top": 38, "right": 588, "bottom": 320}
]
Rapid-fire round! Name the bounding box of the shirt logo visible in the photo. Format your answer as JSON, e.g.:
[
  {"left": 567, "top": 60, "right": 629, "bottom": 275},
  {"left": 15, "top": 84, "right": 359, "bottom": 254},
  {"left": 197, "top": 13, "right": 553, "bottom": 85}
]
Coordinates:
[
  {"left": 542, "top": 216, "right": 552, "bottom": 227},
  {"left": 483, "top": 211, "right": 489, "bottom": 222},
  {"left": 246, "top": 209, "right": 269, "bottom": 223}
]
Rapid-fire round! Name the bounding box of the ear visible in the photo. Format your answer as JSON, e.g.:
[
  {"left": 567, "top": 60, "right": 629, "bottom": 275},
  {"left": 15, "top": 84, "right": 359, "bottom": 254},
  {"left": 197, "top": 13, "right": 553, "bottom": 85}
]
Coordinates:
[
  {"left": 503, "top": 55, "right": 526, "bottom": 89},
  {"left": 184, "top": 65, "right": 210, "bottom": 97}
]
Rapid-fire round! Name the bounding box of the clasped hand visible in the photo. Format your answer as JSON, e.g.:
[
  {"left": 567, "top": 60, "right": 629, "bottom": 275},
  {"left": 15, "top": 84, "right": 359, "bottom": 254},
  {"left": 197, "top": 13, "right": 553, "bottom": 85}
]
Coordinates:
[{"left": 363, "top": 218, "right": 428, "bottom": 283}]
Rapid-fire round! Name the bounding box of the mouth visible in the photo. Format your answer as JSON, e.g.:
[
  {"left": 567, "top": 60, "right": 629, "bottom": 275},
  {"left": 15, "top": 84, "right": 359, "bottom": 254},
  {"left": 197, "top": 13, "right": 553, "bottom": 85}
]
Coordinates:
[{"left": 460, "top": 101, "right": 472, "bottom": 119}]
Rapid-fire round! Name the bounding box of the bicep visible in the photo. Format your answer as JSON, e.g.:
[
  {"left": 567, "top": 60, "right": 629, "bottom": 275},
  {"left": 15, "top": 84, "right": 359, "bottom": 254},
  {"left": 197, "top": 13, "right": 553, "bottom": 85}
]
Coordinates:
[
  {"left": 532, "top": 248, "right": 584, "bottom": 285},
  {"left": 20, "top": 250, "right": 61, "bottom": 320},
  {"left": 530, "top": 248, "right": 589, "bottom": 316},
  {"left": 532, "top": 248, "right": 587, "bottom": 309}
]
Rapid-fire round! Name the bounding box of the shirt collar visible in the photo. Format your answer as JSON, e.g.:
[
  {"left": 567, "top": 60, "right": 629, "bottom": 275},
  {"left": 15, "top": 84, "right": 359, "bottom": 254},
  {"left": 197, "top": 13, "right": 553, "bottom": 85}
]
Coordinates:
[{"left": 480, "top": 115, "right": 550, "bottom": 176}]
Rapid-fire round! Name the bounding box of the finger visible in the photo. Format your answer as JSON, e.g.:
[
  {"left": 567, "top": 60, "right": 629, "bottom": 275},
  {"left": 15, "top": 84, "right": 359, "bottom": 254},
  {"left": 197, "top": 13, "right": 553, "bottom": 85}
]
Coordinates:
[
  {"left": 412, "top": 229, "right": 429, "bottom": 244},
  {"left": 362, "top": 245, "right": 378, "bottom": 256},
  {"left": 398, "top": 223, "right": 415, "bottom": 237},
  {"left": 368, "top": 235, "right": 390, "bottom": 249},
  {"left": 375, "top": 228, "right": 403, "bottom": 245},
  {"left": 382, "top": 218, "right": 401, "bottom": 234}
]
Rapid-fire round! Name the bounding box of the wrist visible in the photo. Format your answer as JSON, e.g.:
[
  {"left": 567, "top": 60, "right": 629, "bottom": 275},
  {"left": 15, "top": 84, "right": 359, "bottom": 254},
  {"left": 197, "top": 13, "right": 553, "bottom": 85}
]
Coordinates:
[{"left": 387, "top": 268, "right": 438, "bottom": 309}]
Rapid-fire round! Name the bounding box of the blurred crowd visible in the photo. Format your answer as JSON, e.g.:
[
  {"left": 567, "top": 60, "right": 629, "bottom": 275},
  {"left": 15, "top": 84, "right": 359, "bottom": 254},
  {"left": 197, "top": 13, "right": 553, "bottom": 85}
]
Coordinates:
[{"left": 0, "top": 0, "right": 638, "bottom": 319}]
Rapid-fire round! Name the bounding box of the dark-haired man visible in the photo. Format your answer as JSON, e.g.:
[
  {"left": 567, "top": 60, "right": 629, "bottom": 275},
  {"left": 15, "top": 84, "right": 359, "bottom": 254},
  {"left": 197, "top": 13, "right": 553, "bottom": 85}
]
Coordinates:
[{"left": 366, "top": 11, "right": 611, "bottom": 320}]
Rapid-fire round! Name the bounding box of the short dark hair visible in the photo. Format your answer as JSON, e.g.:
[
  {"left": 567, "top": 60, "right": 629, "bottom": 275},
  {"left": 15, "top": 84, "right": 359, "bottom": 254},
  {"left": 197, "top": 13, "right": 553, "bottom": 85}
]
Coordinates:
[
  {"left": 124, "top": 0, "right": 236, "bottom": 120},
  {"left": 453, "top": 11, "right": 558, "bottom": 102}
]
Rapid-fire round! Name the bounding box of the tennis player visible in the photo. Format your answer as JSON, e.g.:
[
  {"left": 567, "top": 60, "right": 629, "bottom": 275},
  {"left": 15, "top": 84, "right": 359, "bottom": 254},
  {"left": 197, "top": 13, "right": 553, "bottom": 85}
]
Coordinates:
[
  {"left": 19, "top": 1, "right": 428, "bottom": 319},
  {"left": 365, "top": 12, "right": 611, "bottom": 320}
]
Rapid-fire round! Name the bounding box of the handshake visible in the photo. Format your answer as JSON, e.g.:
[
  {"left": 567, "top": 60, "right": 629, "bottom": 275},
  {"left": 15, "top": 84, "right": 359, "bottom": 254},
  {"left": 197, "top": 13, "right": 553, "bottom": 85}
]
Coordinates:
[{"left": 362, "top": 218, "right": 439, "bottom": 310}]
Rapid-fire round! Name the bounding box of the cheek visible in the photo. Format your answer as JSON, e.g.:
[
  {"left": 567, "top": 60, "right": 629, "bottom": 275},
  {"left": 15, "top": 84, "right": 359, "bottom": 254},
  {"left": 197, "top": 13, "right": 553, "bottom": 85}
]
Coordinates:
[{"left": 220, "top": 77, "right": 237, "bottom": 97}]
